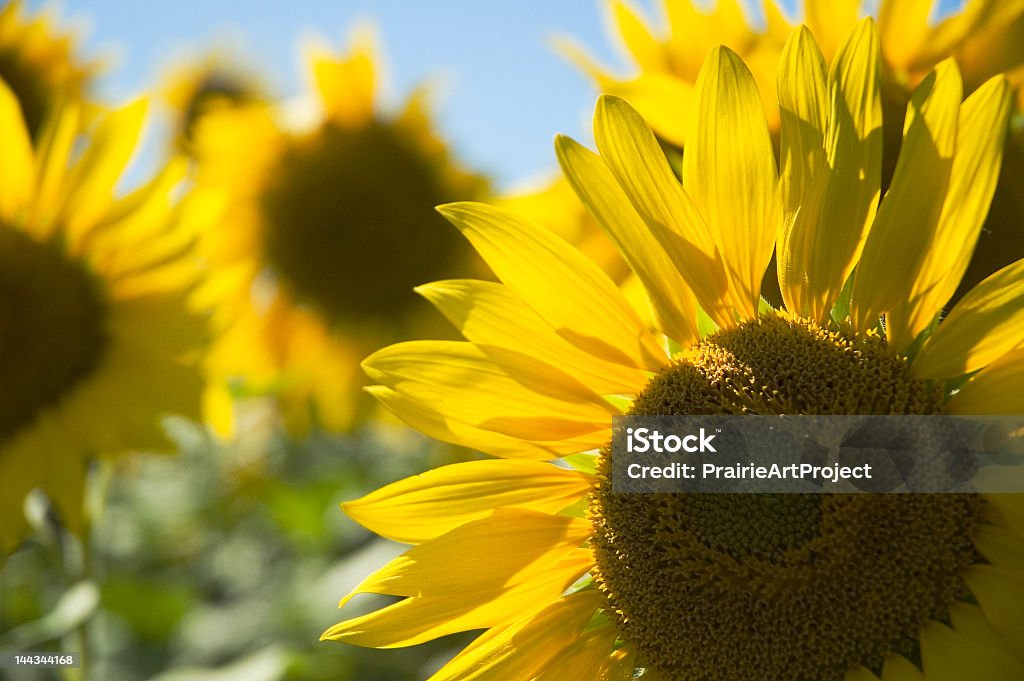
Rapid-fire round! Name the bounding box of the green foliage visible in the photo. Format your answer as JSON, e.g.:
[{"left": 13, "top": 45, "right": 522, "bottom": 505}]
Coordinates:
[{"left": 0, "top": 414, "right": 472, "bottom": 680}]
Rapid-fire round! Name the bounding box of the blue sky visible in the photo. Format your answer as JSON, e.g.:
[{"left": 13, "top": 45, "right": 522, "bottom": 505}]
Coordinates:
[
  {"left": 36, "top": 0, "right": 638, "bottom": 189},
  {"left": 34, "top": 0, "right": 961, "bottom": 189}
]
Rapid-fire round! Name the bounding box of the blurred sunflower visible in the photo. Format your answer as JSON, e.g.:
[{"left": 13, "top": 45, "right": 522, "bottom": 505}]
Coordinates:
[
  {"left": 563, "top": 0, "right": 1024, "bottom": 301},
  {"left": 323, "top": 20, "right": 1024, "bottom": 680},
  {"left": 161, "top": 49, "right": 266, "bottom": 153},
  {"left": 0, "top": 82, "right": 203, "bottom": 554},
  {"left": 190, "top": 28, "right": 488, "bottom": 436},
  {"left": 0, "top": 0, "right": 96, "bottom": 138}
]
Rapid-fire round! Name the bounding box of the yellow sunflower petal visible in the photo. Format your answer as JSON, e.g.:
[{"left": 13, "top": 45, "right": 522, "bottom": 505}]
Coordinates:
[
  {"left": 551, "top": 36, "right": 614, "bottom": 89},
  {"left": 663, "top": 0, "right": 754, "bottom": 75},
  {"left": 61, "top": 98, "right": 148, "bottom": 239},
  {"left": 0, "top": 76, "right": 35, "bottom": 221},
  {"left": 778, "top": 25, "right": 827, "bottom": 313},
  {"left": 949, "top": 601, "right": 1024, "bottom": 659},
  {"left": 973, "top": 524, "right": 1024, "bottom": 568},
  {"left": 908, "top": 0, "right": 993, "bottom": 74},
  {"left": 804, "top": 0, "right": 861, "bottom": 60},
  {"left": 555, "top": 134, "right": 698, "bottom": 344},
  {"left": 322, "top": 548, "right": 592, "bottom": 648},
  {"left": 947, "top": 346, "right": 1024, "bottom": 414},
  {"left": 417, "top": 279, "right": 650, "bottom": 395},
  {"left": 983, "top": 493, "right": 1024, "bottom": 538},
  {"left": 602, "top": 645, "right": 638, "bottom": 681},
  {"left": 920, "top": 618, "right": 1024, "bottom": 680},
  {"left": 532, "top": 624, "right": 619, "bottom": 681},
  {"left": 363, "top": 340, "right": 618, "bottom": 442},
  {"left": 887, "top": 75, "right": 1013, "bottom": 345},
  {"left": 338, "top": 510, "right": 589, "bottom": 602},
  {"left": 608, "top": 0, "right": 663, "bottom": 71},
  {"left": 913, "top": 259, "right": 1024, "bottom": 378},
  {"left": 779, "top": 19, "right": 883, "bottom": 320},
  {"left": 683, "top": 44, "right": 779, "bottom": 317},
  {"left": 852, "top": 58, "right": 962, "bottom": 340},
  {"left": 600, "top": 72, "right": 696, "bottom": 148},
  {"left": 761, "top": 0, "right": 793, "bottom": 42},
  {"left": 425, "top": 589, "right": 604, "bottom": 681},
  {"left": 31, "top": 101, "right": 80, "bottom": 230},
  {"left": 963, "top": 565, "right": 1024, "bottom": 652},
  {"left": 343, "top": 459, "right": 592, "bottom": 544},
  {"left": 845, "top": 666, "right": 881, "bottom": 681},
  {"left": 366, "top": 386, "right": 606, "bottom": 460},
  {"left": 592, "top": 94, "right": 732, "bottom": 327},
  {"left": 309, "top": 26, "right": 375, "bottom": 126},
  {"left": 88, "top": 157, "right": 191, "bottom": 275},
  {"left": 877, "top": 0, "right": 932, "bottom": 69},
  {"left": 557, "top": 34, "right": 702, "bottom": 147},
  {"left": 438, "top": 202, "right": 664, "bottom": 370},
  {"left": 881, "top": 654, "right": 925, "bottom": 681}
]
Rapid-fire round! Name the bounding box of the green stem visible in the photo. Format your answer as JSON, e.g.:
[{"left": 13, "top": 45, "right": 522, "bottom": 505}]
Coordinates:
[{"left": 61, "top": 460, "right": 113, "bottom": 681}]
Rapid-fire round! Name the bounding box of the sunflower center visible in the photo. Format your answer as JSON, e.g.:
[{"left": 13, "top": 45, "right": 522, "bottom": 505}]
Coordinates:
[
  {"left": 0, "top": 227, "right": 108, "bottom": 444},
  {"left": 591, "top": 314, "right": 981, "bottom": 681},
  {"left": 259, "top": 120, "right": 479, "bottom": 326}
]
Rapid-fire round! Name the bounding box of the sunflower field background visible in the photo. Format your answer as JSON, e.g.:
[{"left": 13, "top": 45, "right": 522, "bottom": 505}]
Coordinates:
[
  {"left": 2, "top": 0, "right": 1023, "bottom": 680},
  {"left": 0, "top": 2, "right": 621, "bottom": 679}
]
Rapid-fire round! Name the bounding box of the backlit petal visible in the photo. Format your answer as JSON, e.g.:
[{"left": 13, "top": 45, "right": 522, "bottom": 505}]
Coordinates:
[
  {"left": 532, "top": 624, "right": 619, "bottom": 681},
  {"left": 593, "top": 94, "right": 732, "bottom": 326},
  {"left": 426, "top": 590, "right": 604, "bottom": 681},
  {"left": 776, "top": 24, "right": 828, "bottom": 316},
  {"left": 324, "top": 549, "right": 592, "bottom": 648},
  {"left": 887, "top": 75, "right": 1013, "bottom": 345},
  {"left": 418, "top": 279, "right": 652, "bottom": 395},
  {"left": 780, "top": 19, "right": 882, "bottom": 320},
  {"left": 556, "top": 135, "right": 697, "bottom": 344},
  {"left": 438, "top": 202, "right": 665, "bottom": 370},
  {"left": 683, "top": 45, "right": 779, "bottom": 317},
  {"left": 343, "top": 459, "right": 592, "bottom": 544},
  {"left": 363, "top": 340, "right": 618, "bottom": 442},
  {"left": 913, "top": 260, "right": 1024, "bottom": 378},
  {"left": 852, "top": 58, "right": 961, "bottom": 340},
  {"left": 367, "top": 386, "right": 608, "bottom": 460}
]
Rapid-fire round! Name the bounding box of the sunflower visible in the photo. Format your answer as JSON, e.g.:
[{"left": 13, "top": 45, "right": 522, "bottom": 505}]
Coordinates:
[
  {"left": 161, "top": 49, "right": 266, "bottom": 153},
  {"left": 563, "top": 0, "right": 1024, "bottom": 303},
  {"left": 190, "top": 28, "right": 488, "bottom": 436},
  {"left": 0, "top": 81, "right": 203, "bottom": 554},
  {"left": 323, "top": 20, "right": 1024, "bottom": 680},
  {"left": 0, "top": 0, "right": 96, "bottom": 139}
]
